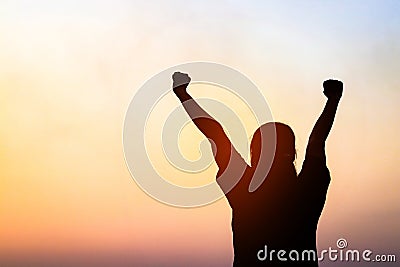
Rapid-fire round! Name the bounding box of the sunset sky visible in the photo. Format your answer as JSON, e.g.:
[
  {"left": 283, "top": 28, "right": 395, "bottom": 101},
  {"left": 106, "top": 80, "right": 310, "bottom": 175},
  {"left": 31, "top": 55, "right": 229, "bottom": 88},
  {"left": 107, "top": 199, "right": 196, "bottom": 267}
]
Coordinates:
[{"left": 1, "top": 1, "right": 399, "bottom": 266}]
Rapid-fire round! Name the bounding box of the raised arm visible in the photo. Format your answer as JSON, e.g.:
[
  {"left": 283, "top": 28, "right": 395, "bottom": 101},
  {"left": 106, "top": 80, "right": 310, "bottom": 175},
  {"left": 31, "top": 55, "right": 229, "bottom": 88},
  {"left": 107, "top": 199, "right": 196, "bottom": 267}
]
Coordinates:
[
  {"left": 172, "top": 72, "right": 223, "bottom": 139},
  {"left": 306, "top": 79, "right": 343, "bottom": 161},
  {"left": 172, "top": 72, "right": 247, "bottom": 177}
]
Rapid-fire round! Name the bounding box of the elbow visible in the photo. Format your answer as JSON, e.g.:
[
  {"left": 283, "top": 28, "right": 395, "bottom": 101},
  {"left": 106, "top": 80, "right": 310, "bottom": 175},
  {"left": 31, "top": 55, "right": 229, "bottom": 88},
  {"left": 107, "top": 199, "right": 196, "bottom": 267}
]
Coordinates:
[
  {"left": 309, "top": 136, "right": 325, "bottom": 144},
  {"left": 193, "top": 117, "right": 223, "bottom": 133}
]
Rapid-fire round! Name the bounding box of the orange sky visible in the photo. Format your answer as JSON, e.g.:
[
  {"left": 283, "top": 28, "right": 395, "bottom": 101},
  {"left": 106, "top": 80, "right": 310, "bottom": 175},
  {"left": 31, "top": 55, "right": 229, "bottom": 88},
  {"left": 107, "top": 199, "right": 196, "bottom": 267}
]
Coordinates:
[{"left": 1, "top": 1, "right": 399, "bottom": 266}]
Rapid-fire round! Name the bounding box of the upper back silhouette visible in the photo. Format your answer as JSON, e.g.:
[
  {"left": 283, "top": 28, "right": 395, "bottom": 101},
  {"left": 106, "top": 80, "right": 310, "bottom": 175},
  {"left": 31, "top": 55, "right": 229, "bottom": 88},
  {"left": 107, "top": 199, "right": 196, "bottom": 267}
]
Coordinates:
[{"left": 172, "top": 72, "right": 343, "bottom": 266}]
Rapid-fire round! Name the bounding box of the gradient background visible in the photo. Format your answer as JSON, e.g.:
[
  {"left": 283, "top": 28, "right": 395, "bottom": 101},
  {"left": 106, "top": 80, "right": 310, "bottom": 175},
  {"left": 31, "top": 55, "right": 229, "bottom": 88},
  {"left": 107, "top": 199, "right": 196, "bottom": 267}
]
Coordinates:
[{"left": 1, "top": 1, "right": 399, "bottom": 266}]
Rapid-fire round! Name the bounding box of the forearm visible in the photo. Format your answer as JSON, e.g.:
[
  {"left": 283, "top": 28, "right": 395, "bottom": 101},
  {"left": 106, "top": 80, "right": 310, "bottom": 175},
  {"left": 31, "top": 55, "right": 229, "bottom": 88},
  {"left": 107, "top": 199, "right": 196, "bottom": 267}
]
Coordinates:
[
  {"left": 175, "top": 88, "right": 221, "bottom": 138},
  {"left": 309, "top": 98, "right": 340, "bottom": 143}
]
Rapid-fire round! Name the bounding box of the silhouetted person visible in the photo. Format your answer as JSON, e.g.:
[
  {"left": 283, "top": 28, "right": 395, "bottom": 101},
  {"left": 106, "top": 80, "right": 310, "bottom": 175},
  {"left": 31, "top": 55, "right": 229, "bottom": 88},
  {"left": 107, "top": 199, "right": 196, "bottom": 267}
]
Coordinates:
[{"left": 172, "top": 72, "right": 343, "bottom": 266}]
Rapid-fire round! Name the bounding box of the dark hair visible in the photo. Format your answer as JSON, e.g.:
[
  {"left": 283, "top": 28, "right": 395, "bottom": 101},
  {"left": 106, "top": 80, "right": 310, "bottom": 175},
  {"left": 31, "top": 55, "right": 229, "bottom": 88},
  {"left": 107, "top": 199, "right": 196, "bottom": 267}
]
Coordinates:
[{"left": 250, "top": 122, "right": 296, "bottom": 167}]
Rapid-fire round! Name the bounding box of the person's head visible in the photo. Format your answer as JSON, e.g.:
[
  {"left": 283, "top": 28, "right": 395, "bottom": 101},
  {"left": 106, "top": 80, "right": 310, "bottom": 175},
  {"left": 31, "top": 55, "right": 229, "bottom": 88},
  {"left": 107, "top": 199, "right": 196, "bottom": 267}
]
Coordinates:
[{"left": 250, "top": 122, "right": 296, "bottom": 168}]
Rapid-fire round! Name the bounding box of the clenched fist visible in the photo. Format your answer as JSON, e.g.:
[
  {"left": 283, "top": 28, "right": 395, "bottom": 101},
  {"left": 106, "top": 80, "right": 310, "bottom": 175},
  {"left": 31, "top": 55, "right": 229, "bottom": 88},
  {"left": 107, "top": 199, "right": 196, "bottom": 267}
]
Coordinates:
[
  {"left": 172, "top": 72, "right": 191, "bottom": 95},
  {"left": 323, "top": 79, "right": 343, "bottom": 100}
]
